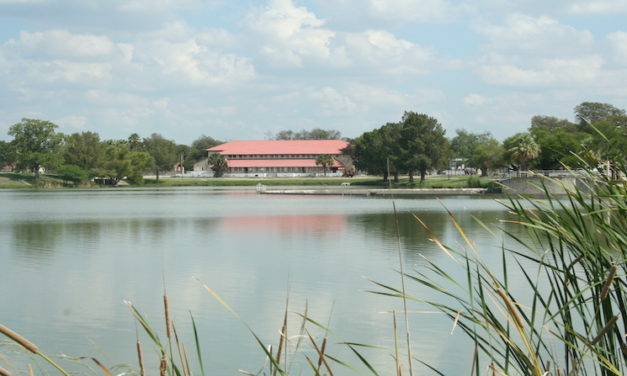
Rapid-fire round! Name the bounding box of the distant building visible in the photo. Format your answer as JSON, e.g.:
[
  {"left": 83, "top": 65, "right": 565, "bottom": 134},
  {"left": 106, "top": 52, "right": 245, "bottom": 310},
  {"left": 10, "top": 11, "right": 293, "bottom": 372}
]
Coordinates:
[{"left": 206, "top": 140, "right": 352, "bottom": 177}]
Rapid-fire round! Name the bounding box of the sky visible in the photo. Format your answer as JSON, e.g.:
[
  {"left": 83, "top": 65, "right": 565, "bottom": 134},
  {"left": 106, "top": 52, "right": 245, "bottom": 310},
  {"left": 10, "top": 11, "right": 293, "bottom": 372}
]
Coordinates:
[{"left": 1, "top": 0, "right": 626, "bottom": 144}]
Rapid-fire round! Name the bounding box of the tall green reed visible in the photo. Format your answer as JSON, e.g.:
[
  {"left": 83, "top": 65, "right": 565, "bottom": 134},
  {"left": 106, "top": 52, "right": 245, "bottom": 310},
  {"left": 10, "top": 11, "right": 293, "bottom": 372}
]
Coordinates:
[{"left": 371, "top": 155, "right": 626, "bottom": 375}]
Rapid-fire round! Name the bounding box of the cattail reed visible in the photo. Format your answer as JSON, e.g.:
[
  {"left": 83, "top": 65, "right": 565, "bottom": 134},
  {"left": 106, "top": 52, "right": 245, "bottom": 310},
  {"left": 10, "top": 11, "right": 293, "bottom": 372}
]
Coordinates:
[
  {"left": 28, "top": 364, "right": 34, "bottom": 376},
  {"left": 164, "top": 295, "right": 172, "bottom": 339},
  {"left": 600, "top": 265, "right": 616, "bottom": 300},
  {"left": 159, "top": 354, "right": 167, "bottom": 376},
  {"left": 495, "top": 289, "right": 524, "bottom": 330},
  {"left": 590, "top": 314, "right": 619, "bottom": 345},
  {"left": 0, "top": 324, "right": 40, "bottom": 354},
  {"left": 136, "top": 340, "right": 145, "bottom": 376},
  {"left": 0, "top": 366, "right": 12, "bottom": 376}
]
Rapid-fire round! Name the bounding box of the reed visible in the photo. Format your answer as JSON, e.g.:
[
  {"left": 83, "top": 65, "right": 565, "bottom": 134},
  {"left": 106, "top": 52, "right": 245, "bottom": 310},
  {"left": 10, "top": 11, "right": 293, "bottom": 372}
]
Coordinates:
[
  {"left": 0, "top": 324, "right": 70, "bottom": 376},
  {"left": 0, "top": 366, "right": 12, "bottom": 376},
  {"left": 369, "top": 153, "right": 626, "bottom": 375}
]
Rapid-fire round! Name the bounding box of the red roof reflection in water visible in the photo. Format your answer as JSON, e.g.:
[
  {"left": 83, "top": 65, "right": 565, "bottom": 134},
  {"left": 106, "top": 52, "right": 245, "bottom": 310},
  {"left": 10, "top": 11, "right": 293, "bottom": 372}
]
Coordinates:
[{"left": 218, "top": 215, "right": 346, "bottom": 234}]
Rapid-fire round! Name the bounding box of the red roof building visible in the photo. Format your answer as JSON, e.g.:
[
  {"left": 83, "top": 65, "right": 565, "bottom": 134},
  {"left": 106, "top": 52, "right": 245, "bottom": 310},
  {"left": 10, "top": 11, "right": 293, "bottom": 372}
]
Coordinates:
[{"left": 207, "top": 140, "right": 351, "bottom": 176}]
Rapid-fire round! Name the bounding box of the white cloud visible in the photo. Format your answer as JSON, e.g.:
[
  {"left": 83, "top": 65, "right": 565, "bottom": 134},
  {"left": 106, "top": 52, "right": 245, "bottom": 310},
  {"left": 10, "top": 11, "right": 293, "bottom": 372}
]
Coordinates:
[
  {"left": 369, "top": 0, "right": 465, "bottom": 23},
  {"left": 474, "top": 14, "right": 594, "bottom": 54},
  {"left": 245, "top": 0, "right": 436, "bottom": 74},
  {"left": 5, "top": 30, "right": 128, "bottom": 60},
  {"left": 245, "top": 0, "right": 341, "bottom": 67},
  {"left": 463, "top": 93, "right": 490, "bottom": 105},
  {"left": 56, "top": 115, "right": 87, "bottom": 131},
  {"left": 342, "top": 30, "right": 433, "bottom": 74},
  {"left": 134, "top": 38, "right": 255, "bottom": 86},
  {"left": 0, "top": 26, "right": 255, "bottom": 89},
  {"left": 569, "top": 0, "right": 627, "bottom": 14},
  {"left": 608, "top": 31, "right": 627, "bottom": 63},
  {"left": 472, "top": 15, "right": 609, "bottom": 89},
  {"left": 479, "top": 55, "right": 604, "bottom": 87},
  {"left": 307, "top": 87, "right": 357, "bottom": 115}
]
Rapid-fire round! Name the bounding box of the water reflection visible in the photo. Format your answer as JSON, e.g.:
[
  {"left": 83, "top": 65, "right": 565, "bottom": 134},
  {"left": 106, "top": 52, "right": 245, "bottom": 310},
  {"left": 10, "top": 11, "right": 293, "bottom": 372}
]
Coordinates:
[
  {"left": 0, "top": 190, "right": 516, "bottom": 375},
  {"left": 11, "top": 222, "right": 63, "bottom": 259}
]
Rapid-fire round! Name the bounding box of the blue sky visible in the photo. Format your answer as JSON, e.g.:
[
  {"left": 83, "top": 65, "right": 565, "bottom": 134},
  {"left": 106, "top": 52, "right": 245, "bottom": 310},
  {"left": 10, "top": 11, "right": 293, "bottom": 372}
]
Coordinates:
[{"left": 1, "top": 0, "right": 626, "bottom": 144}]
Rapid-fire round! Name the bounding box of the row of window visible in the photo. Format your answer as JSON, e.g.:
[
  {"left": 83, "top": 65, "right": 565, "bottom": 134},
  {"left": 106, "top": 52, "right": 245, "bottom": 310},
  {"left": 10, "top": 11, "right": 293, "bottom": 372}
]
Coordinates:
[
  {"left": 230, "top": 167, "right": 316, "bottom": 173},
  {"left": 225, "top": 154, "right": 331, "bottom": 159}
]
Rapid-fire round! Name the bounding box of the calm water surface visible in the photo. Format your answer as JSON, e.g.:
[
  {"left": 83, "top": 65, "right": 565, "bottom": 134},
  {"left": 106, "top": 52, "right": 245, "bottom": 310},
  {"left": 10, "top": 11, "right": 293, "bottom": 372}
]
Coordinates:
[{"left": 0, "top": 188, "right": 526, "bottom": 374}]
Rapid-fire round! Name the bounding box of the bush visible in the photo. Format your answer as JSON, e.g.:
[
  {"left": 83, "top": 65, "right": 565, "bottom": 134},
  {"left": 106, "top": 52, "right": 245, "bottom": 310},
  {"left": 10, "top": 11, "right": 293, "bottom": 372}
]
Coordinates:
[
  {"left": 56, "top": 164, "right": 88, "bottom": 184},
  {"left": 466, "top": 176, "right": 481, "bottom": 187}
]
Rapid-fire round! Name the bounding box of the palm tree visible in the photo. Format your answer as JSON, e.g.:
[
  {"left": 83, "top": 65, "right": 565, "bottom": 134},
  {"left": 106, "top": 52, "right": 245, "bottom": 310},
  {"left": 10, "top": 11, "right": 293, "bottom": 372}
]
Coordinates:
[
  {"left": 508, "top": 133, "right": 540, "bottom": 173},
  {"left": 315, "top": 154, "right": 334, "bottom": 176}
]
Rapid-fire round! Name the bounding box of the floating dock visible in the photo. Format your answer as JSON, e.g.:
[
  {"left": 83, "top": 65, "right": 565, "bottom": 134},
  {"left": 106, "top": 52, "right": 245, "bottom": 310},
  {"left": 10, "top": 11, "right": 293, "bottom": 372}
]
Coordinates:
[{"left": 259, "top": 188, "right": 487, "bottom": 196}]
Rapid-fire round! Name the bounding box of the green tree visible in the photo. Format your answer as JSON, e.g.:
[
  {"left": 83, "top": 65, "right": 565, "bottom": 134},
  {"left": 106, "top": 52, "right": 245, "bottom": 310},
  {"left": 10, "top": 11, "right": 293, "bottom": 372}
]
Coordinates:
[
  {"left": 142, "top": 133, "right": 177, "bottom": 183},
  {"left": 399, "top": 112, "right": 449, "bottom": 183},
  {"left": 189, "top": 135, "right": 221, "bottom": 163},
  {"left": 98, "top": 144, "right": 154, "bottom": 185},
  {"left": 56, "top": 164, "right": 89, "bottom": 185},
  {"left": 128, "top": 133, "right": 142, "bottom": 151},
  {"left": 353, "top": 122, "right": 401, "bottom": 182},
  {"left": 469, "top": 138, "right": 504, "bottom": 176},
  {"left": 315, "top": 154, "right": 334, "bottom": 176},
  {"left": 450, "top": 129, "right": 492, "bottom": 160},
  {"left": 0, "top": 140, "right": 14, "bottom": 168},
  {"left": 574, "top": 102, "right": 626, "bottom": 131},
  {"left": 63, "top": 131, "right": 106, "bottom": 175},
  {"left": 208, "top": 153, "right": 228, "bottom": 177},
  {"left": 586, "top": 116, "right": 627, "bottom": 175},
  {"left": 8, "top": 118, "right": 63, "bottom": 178},
  {"left": 275, "top": 128, "right": 342, "bottom": 140},
  {"left": 504, "top": 133, "right": 540, "bottom": 172},
  {"left": 126, "top": 151, "right": 154, "bottom": 184},
  {"left": 529, "top": 116, "right": 586, "bottom": 169}
]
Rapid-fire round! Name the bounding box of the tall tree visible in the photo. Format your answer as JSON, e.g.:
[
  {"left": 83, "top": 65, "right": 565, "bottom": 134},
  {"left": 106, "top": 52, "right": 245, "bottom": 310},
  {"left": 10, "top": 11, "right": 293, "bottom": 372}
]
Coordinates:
[
  {"left": 352, "top": 122, "right": 401, "bottom": 182},
  {"left": 208, "top": 153, "right": 228, "bottom": 177},
  {"left": 0, "top": 140, "right": 14, "bottom": 168},
  {"left": 586, "top": 115, "right": 627, "bottom": 173},
  {"left": 98, "top": 144, "right": 154, "bottom": 185},
  {"left": 574, "top": 102, "right": 626, "bottom": 131},
  {"left": 315, "top": 154, "right": 334, "bottom": 176},
  {"left": 529, "top": 116, "right": 585, "bottom": 169},
  {"left": 142, "top": 133, "right": 177, "bottom": 183},
  {"left": 190, "top": 135, "right": 221, "bottom": 161},
  {"left": 504, "top": 133, "right": 540, "bottom": 172},
  {"left": 8, "top": 118, "right": 63, "bottom": 178},
  {"left": 399, "top": 112, "right": 449, "bottom": 183},
  {"left": 63, "top": 131, "right": 106, "bottom": 175},
  {"left": 128, "top": 133, "right": 142, "bottom": 151},
  {"left": 450, "top": 129, "right": 492, "bottom": 160},
  {"left": 275, "top": 128, "right": 342, "bottom": 140},
  {"left": 469, "top": 138, "right": 504, "bottom": 176}
]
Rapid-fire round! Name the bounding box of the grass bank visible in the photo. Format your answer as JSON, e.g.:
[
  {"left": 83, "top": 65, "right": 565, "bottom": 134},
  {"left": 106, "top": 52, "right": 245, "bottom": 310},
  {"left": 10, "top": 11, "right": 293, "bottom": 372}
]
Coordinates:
[
  {"left": 0, "top": 173, "right": 69, "bottom": 188},
  {"left": 142, "top": 175, "right": 494, "bottom": 189},
  {"left": 1, "top": 172, "right": 495, "bottom": 189}
]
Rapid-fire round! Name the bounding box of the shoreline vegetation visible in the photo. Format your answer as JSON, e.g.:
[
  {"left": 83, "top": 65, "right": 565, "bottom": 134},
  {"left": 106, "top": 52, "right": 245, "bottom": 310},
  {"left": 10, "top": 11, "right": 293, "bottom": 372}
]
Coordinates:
[{"left": 0, "top": 172, "right": 495, "bottom": 190}]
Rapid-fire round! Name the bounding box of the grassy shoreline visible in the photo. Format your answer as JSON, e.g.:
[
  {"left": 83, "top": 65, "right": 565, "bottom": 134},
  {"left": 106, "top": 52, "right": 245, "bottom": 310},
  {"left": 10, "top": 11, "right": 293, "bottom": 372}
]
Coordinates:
[{"left": 0, "top": 173, "right": 495, "bottom": 189}]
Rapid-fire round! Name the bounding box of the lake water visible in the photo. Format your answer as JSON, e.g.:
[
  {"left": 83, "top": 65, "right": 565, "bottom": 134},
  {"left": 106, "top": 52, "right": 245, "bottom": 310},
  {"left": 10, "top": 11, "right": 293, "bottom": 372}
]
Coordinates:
[{"left": 0, "top": 187, "right": 526, "bottom": 375}]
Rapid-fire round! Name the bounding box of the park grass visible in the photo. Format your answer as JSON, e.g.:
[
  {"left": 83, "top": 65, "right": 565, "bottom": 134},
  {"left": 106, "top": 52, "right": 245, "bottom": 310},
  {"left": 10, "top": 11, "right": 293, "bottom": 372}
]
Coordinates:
[
  {"left": 141, "top": 175, "right": 493, "bottom": 189},
  {"left": 0, "top": 173, "right": 69, "bottom": 188}
]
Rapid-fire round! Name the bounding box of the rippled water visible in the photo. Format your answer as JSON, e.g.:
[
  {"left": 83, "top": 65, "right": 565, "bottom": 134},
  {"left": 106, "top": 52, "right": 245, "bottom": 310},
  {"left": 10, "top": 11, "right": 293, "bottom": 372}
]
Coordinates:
[{"left": 0, "top": 187, "right": 525, "bottom": 374}]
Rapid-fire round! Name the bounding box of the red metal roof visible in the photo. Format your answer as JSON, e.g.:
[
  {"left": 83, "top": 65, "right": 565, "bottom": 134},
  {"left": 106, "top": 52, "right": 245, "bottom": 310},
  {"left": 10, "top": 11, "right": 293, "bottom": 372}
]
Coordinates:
[
  {"left": 227, "top": 159, "right": 343, "bottom": 168},
  {"left": 208, "top": 140, "right": 349, "bottom": 155}
]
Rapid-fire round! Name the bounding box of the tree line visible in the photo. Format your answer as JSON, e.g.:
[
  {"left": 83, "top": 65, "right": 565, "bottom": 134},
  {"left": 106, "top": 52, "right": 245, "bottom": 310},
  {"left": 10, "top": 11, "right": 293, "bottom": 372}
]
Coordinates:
[
  {"left": 0, "top": 101, "right": 624, "bottom": 184},
  {"left": 0, "top": 121, "right": 223, "bottom": 184},
  {"left": 348, "top": 101, "right": 626, "bottom": 182},
  {"left": 0, "top": 124, "right": 345, "bottom": 184}
]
